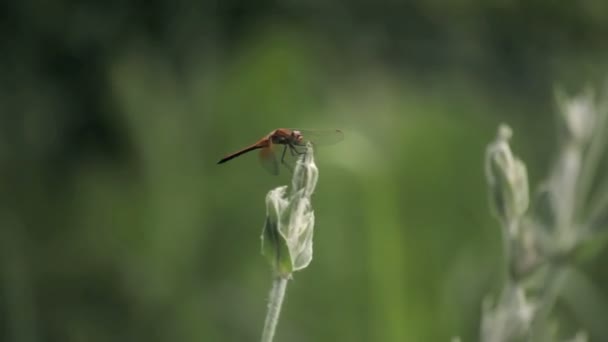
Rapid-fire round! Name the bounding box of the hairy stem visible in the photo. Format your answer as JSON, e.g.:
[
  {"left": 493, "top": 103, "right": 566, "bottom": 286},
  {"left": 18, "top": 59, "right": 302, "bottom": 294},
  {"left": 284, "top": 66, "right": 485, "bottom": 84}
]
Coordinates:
[{"left": 260, "top": 276, "right": 289, "bottom": 342}]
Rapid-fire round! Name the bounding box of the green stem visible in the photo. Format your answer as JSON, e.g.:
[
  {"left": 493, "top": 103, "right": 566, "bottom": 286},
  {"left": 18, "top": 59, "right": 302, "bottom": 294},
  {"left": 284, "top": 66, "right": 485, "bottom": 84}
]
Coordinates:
[
  {"left": 529, "top": 266, "right": 569, "bottom": 341},
  {"left": 576, "top": 95, "right": 608, "bottom": 219},
  {"left": 261, "top": 276, "right": 289, "bottom": 342}
]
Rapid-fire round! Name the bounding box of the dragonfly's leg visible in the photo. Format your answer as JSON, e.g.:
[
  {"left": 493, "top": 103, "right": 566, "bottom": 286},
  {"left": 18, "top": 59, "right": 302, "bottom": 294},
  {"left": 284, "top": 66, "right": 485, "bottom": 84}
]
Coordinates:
[
  {"left": 280, "top": 144, "right": 288, "bottom": 163},
  {"left": 289, "top": 143, "right": 307, "bottom": 155},
  {"left": 288, "top": 145, "right": 297, "bottom": 157},
  {"left": 280, "top": 145, "right": 294, "bottom": 173}
]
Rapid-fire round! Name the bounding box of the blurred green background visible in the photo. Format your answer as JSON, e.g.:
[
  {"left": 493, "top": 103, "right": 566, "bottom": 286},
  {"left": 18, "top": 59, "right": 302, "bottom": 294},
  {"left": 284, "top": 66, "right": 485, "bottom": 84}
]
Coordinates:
[{"left": 2, "top": 1, "right": 608, "bottom": 341}]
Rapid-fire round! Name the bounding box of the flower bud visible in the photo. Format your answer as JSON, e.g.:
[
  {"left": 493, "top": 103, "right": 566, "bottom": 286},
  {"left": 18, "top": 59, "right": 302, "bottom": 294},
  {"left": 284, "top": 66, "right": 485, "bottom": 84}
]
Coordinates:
[
  {"left": 485, "top": 124, "right": 530, "bottom": 223},
  {"left": 556, "top": 88, "right": 596, "bottom": 145},
  {"left": 261, "top": 144, "right": 318, "bottom": 276}
]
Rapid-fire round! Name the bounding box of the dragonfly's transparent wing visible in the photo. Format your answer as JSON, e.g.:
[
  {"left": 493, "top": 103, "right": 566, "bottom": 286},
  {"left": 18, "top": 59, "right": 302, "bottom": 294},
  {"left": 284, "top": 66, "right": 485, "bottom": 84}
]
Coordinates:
[
  {"left": 296, "top": 129, "right": 344, "bottom": 146},
  {"left": 259, "top": 145, "right": 279, "bottom": 175}
]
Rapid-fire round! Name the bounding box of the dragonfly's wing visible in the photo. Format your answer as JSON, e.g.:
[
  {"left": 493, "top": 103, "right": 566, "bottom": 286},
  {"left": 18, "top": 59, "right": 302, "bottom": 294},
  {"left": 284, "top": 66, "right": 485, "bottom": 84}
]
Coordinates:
[
  {"left": 297, "top": 129, "right": 344, "bottom": 146},
  {"left": 259, "top": 145, "right": 279, "bottom": 175}
]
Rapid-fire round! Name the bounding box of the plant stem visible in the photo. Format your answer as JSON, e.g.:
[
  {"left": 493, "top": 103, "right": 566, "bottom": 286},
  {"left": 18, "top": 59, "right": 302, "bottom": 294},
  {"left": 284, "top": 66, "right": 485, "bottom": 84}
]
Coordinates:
[
  {"left": 261, "top": 276, "right": 289, "bottom": 342},
  {"left": 529, "top": 266, "right": 569, "bottom": 341}
]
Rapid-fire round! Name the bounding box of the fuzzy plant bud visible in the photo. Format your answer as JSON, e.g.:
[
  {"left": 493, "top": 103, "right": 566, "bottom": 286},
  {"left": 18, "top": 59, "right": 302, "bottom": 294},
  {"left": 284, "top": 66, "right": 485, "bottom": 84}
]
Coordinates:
[
  {"left": 262, "top": 143, "right": 318, "bottom": 277},
  {"left": 485, "top": 124, "right": 530, "bottom": 224},
  {"left": 481, "top": 285, "right": 536, "bottom": 342},
  {"left": 556, "top": 88, "right": 597, "bottom": 146}
]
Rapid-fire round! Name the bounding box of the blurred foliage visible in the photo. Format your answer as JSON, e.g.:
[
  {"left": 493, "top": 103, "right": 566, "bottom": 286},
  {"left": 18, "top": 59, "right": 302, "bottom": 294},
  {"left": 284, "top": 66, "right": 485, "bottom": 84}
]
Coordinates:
[{"left": 1, "top": 1, "right": 608, "bottom": 341}]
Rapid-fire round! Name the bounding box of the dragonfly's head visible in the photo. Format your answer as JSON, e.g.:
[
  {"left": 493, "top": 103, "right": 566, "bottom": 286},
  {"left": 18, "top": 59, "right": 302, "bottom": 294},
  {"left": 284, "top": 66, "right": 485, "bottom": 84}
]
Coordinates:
[{"left": 291, "top": 130, "right": 304, "bottom": 144}]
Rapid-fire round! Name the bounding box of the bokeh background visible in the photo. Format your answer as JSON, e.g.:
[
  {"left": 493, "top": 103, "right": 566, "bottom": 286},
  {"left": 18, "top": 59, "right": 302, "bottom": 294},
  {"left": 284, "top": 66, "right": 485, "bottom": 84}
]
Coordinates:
[{"left": 2, "top": 1, "right": 608, "bottom": 341}]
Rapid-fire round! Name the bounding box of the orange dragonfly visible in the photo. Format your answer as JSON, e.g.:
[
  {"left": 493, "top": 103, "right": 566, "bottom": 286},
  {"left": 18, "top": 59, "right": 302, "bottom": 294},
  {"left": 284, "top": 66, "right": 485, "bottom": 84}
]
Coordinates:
[{"left": 217, "top": 128, "right": 343, "bottom": 175}]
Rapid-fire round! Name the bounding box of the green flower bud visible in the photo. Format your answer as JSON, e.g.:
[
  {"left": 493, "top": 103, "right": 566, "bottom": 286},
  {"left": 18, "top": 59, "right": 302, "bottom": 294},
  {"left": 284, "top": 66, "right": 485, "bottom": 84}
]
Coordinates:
[
  {"left": 261, "top": 144, "right": 318, "bottom": 277},
  {"left": 485, "top": 124, "right": 530, "bottom": 224},
  {"left": 556, "top": 88, "right": 596, "bottom": 146}
]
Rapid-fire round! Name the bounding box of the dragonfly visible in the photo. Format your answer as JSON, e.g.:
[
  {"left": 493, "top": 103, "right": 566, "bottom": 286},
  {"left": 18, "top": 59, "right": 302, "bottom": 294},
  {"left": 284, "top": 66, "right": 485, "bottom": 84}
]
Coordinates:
[{"left": 217, "top": 128, "right": 344, "bottom": 175}]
